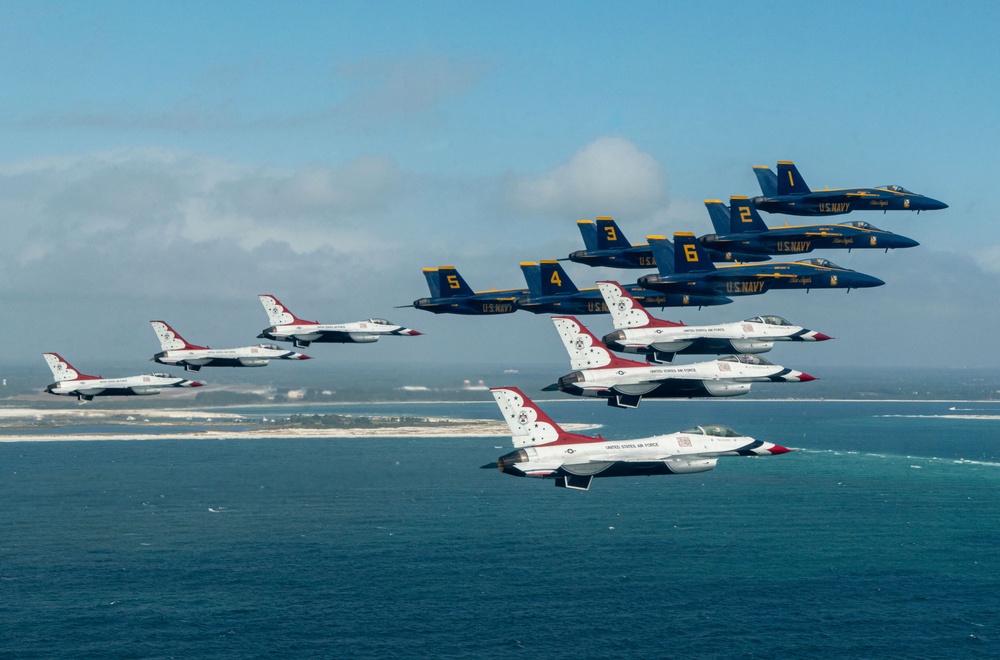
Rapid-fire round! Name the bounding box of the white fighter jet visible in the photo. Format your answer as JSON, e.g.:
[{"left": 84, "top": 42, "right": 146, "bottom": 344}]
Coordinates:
[
  {"left": 257, "top": 295, "right": 422, "bottom": 348},
  {"left": 597, "top": 281, "right": 832, "bottom": 363},
  {"left": 545, "top": 316, "right": 816, "bottom": 408},
  {"left": 43, "top": 353, "right": 204, "bottom": 402},
  {"left": 150, "top": 320, "right": 311, "bottom": 372},
  {"left": 485, "top": 387, "right": 792, "bottom": 490}
]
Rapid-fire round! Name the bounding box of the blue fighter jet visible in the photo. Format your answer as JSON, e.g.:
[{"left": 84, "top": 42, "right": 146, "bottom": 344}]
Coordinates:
[
  {"left": 637, "top": 233, "right": 885, "bottom": 297},
  {"left": 699, "top": 196, "right": 920, "bottom": 261},
  {"left": 517, "top": 260, "right": 731, "bottom": 314},
  {"left": 752, "top": 161, "right": 948, "bottom": 216},
  {"left": 565, "top": 217, "right": 658, "bottom": 269},
  {"left": 410, "top": 266, "right": 523, "bottom": 315}
]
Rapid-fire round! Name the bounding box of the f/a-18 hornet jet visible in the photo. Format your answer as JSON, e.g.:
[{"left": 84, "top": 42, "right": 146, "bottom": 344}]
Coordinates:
[
  {"left": 517, "top": 260, "right": 730, "bottom": 314},
  {"left": 699, "top": 196, "right": 919, "bottom": 261},
  {"left": 258, "top": 295, "right": 421, "bottom": 348},
  {"left": 752, "top": 161, "right": 947, "bottom": 216},
  {"left": 544, "top": 316, "right": 815, "bottom": 408},
  {"left": 410, "top": 266, "right": 524, "bottom": 315},
  {"left": 485, "top": 387, "right": 792, "bottom": 491},
  {"left": 565, "top": 217, "right": 658, "bottom": 269},
  {"left": 596, "top": 281, "right": 831, "bottom": 363},
  {"left": 637, "top": 233, "right": 884, "bottom": 297},
  {"left": 43, "top": 353, "right": 203, "bottom": 401},
  {"left": 150, "top": 320, "right": 311, "bottom": 372}
]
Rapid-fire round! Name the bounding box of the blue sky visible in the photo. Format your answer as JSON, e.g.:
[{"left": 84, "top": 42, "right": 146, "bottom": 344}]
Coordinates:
[{"left": 2, "top": 1, "right": 998, "bottom": 379}]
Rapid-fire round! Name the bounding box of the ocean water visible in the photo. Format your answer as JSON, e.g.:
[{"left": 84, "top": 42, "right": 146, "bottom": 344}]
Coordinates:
[{"left": 1, "top": 399, "right": 999, "bottom": 658}]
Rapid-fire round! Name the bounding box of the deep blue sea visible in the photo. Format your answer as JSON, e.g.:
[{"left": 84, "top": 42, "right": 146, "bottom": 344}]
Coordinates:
[{"left": 2, "top": 399, "right": 999, "bottom": 658}]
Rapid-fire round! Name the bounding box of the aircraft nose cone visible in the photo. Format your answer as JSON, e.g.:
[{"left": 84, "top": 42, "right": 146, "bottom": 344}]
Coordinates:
[
  {"left": 796, "top": 373, "right": 818, "bottom": 382},
  {"left": 405, "top": 329, "right": 422, "bottom": 336},
  {"left": 768, "top": 444, "right": 793, "bottom": 455},
  {"left": 187, "top": 381, "right": 205, "bottom": 387},
  {"left": 851, "top": 273, "right": 885, "bottom": 288},
  {"left": 811, "top": 332, "right": 833, "bottom": 342},
  {"left": 298, "top": 354, "right": 313, "bottom": 360},
  {"left": 923, "top": 197, "right": 948, "bottom": 211}
]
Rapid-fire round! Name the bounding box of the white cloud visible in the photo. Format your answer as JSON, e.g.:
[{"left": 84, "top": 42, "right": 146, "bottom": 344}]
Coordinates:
[{"left": 504, "top": 137, "right": 667, "bottom": 218}]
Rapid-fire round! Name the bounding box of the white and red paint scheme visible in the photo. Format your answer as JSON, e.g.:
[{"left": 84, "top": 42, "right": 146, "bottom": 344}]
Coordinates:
[
  {"left": 150, "top": 321, "right": 311, "bottom": 372},
  {"left": 257, "top": 295, "right": 422, "bottom": 348},
  {"left": 597, "top": 281, "right": 831, "bottom": 363},
  {"left": 43, "top": 353, "right": 203, "bottom": 402},
  {"left": 488, "top": 387, "right": 791, "bottom": 490},
  {"left": 547, "top": 316, "right": 816, "bottom": 408}
]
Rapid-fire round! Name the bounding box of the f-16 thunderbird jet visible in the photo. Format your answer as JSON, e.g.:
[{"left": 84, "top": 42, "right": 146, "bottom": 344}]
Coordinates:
[
  {"left": 752, "top": 161, "right": 947, "bottom": 216},
  {"left": 699, "top": 196, "right": 919, "bottom": 261},
  {"left": 150, "top": 320, "right": 311, "bottom": 372},
  {"left": 258, "top": 295, "right": 421, "bottom": 348},
  {"left": 410, "top": 266, "right": 524, "bottom": 315},
  {"left": 637, "top": 233, "right": 885, "bottom": 297},
  {"left": 517, "top": 260, "right": 730, "bottom": 314},
  {"left": 565, "top": 217, "right": 658, "bottom": 269},
  {"left": 485, "top": 387, "right": 792, "bottom": 490},
  {"left": 596, "top": 281, "right": 831, "bottom": 363},
  {"left": 43, "top": 353, "right": 203, "bottom": 402},
  {"left": 544, "top": 316, "right": 816, "bottom": 408}
]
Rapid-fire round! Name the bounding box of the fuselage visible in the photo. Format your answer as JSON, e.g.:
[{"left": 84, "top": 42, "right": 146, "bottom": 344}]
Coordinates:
[
  {"left": 554, "top": 354, "right": 814, "bottom": 406},
  {"left": 567, "top": 246, "right": 658, "bottom": 269},
  {"left": 46, "top": 373, "right": 203, "bottom": 400},
  {"left": 259, "top": 318, "right": 421, "bottom": 345},
  {"left": 412, "top": 292, "right": 521, "bottom": 315},
  {"left": 700, "top": 220, "right": 919, "bottom": 257},
  {"left": 153, "top": 344, "right": 309, "bottom": 371},
  {"left": 752, "top": 186, "right": 948, "bottom": 216},
  {"left": 602, "top": 315, "right": 830, "bottom": 361},
  {"left": 638, "top": 259, "right": 884, "bottom": 296},
  {"left": 517, "top": 285, "right": 731, "bottom": 314}
]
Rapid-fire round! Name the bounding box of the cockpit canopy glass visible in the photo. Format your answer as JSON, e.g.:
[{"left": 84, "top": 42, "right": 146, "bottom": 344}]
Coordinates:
[
  {"left": 802, "top": 258, "right": 839, "bottom": 268},
  {"left": 367, "top": 318, "right": 391, "bottom": 325},
  {"left": 151, "top": 372, "right": 171, "bottom": 378},
  {"left": 258, "top": 344, "right": 280, "bottom": 350},
  {"left": 880, "top": 185, "right": 912, "bottom": 193},
  {"left": 845, "top": 220, "right": 876, "bottom": 230},
  {"left": 719, "top": 354, "right": 773, "bottom": 366},
  {"left": 744, "top": 315, "right": 791, "bottom": 326},
  {"left": 680, "top": 424, "right": 741, "bottom": 437}
]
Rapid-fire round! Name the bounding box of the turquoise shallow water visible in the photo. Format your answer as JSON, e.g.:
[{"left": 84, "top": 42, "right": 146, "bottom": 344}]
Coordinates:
[{"left": 1, "top": 400, "right": 998, "bottom": 658}]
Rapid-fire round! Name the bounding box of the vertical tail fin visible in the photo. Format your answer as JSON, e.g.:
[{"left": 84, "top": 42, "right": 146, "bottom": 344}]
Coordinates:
[
  {"left": 673, "top": 233, "right": 716, "bottom": 274},
  {"left": 776, "top": 161, "right": 811, "bottom": 196},
  {"left": 520, "top": 262, "right": 542, "bottom": 296},
  {"left": 259, "top": 295, "right": 314, "bottom": 326},
  {"left": 552, "top": 316, "right": 642, "bottom": 371},
  {"left": 595, "top": 217, "right": 632, "bottom": 250},
  {"left": 704, "top": 199, "right": 731, "bottom": 234},
  {"left": 150, "top": 321, "right": 206, "bottom": 351},
  {"left": 597, "top": 281, "right": 683, "bottom": 329},
  {"left": 491, "top": 387, "right": 566, "bottom": 448},
  {"left": 538, "top": 260, "right": 580, "bottom": 295},
  {"left": 42, "top": 353, "right": 98, "bottom": 381},
  {"left": 753, "top": 165, "right": 778, "bottom": 197},
  {"left": 577, "top": 220, "right": 598, "bottom": 252},
  {"left": 646, "top": 235, "right": 675, "bottom": 275},
  {"left": 729, "top": 196, "right": 769, "bottom": 233},
  {"left": 435, "top": 266, "right": 477, "bottom": 298},
  {"left": 422, "top": 268, "right": 441, "bottom": 298}
]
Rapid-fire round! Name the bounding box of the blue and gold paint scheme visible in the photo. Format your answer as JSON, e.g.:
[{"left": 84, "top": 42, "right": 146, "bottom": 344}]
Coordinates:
[
  {"left": 566, "top": 217, "right": 658, "bottom": 269},
  {"left": 751, "top": 161, "right": 947, "bottom": 216},
  {"left": 699, "top": 196, "right": 919, "bottom": 261},
  {"left": 638, "top": 233, "right": 885, "bottom": 297},
  {"left": 410, "top": 266, "right": 522, "bottom": 315},
  {"left": 516, "top": 260, "right": 730, "bottom": 314}
]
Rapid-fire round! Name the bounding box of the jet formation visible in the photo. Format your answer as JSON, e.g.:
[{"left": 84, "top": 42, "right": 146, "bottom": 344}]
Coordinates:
[
  {"left": 258, "top": 294, "right": 421, "bottom": 348},
  {"left": 486, "top": 387, "right": 791, "bottom": 490},
  {"left": 151, "top": 320, "right": 311, "bottom": 372}
]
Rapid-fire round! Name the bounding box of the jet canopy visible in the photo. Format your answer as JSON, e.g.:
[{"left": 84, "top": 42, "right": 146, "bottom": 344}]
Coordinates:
[
  {"left": 720, "top": 354, "right": 774, "bottom": 366},
  {"left": 150, "top": 372, "right": 171, "bottom": 378},
  {"left": 844, "top": 220, "right": 886, "bottom": 231},
  {"left": 801, "top": 258, "right": 843, "bottom": 268},
  {"left": 680, "top": 424, "right": 742, "bottom": 437},
  {"left": 880, "top": 185, "right": 912, "bottom": 193},
  {"left": 257, "top": 343, "right": 281, "bottom": 350},
  {"left": 367, "top": 318, "right": 392, "bottom": 325},
  {"left": 744, "top": 315, "right": 792, "bottom": 326}
]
